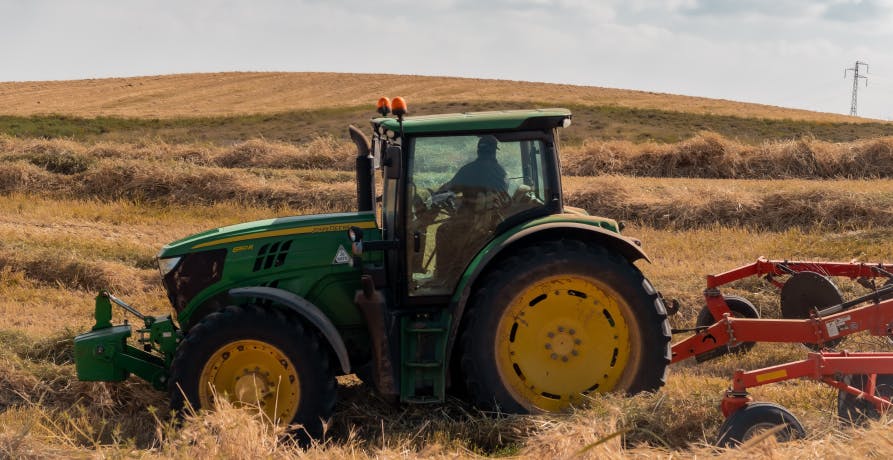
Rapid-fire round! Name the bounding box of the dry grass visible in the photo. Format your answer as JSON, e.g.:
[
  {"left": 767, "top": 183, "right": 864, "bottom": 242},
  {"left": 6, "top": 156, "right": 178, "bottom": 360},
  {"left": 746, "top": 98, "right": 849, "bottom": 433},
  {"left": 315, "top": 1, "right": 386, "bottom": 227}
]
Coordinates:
[
  {"left": 0, "top": 134, "right": 354, "bottom": 171},
  {"left": 2, "top": 136, "right": 893, "bottom": 457},
  {"left": 8, "top": 156, "right": 893, "bottom": 232},
  {"left": 563, "top": 132, "right": 893, "bottom": 179},
  {"left": 4, "top": 134, "right": 893, "bottom": 232},
  {"left": 564, "top": 175, "right": 893, "bottom": 231},
  {"left": 0, "top": 159, "right": 354, "bottom": 211},
  {"left": 0, "top": 223, "right": 888, "bottom": 458},
  {"left": 1, "top": 332, "right": 891, "bottom": 459},
  {"left": 0, "top": 72, "right": 877, "bottom": 122},
  {"left": 214, "top": 137, "right": 353, "bottom": 170}
]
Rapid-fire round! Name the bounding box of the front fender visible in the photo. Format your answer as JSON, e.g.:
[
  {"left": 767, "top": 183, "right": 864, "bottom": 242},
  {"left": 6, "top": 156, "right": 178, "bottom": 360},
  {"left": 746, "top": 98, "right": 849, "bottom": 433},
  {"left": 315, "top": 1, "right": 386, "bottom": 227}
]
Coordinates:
[{"left": 229, "top": 286, "right": 351, "bottom": 374}]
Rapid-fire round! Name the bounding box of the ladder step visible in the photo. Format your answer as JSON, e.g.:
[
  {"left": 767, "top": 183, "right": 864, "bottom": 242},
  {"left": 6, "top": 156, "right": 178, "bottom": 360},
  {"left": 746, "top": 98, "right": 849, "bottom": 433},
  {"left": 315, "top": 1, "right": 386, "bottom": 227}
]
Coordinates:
[
  {"left": 404, "top": 396, "right": 441, "bottom": 404},
  {"left": 406, "top": 327, "right": 445, "bottom": 333},
  {"left": 400, "top": 312, "right": 451, "bottom": 403}
]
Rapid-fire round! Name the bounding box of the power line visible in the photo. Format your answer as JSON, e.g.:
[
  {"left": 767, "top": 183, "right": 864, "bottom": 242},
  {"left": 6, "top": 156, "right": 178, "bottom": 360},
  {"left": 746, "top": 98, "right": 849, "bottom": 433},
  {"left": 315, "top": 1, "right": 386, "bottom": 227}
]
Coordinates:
[{"left": 844, "top": 60, "right": 869, "bottom": 116}]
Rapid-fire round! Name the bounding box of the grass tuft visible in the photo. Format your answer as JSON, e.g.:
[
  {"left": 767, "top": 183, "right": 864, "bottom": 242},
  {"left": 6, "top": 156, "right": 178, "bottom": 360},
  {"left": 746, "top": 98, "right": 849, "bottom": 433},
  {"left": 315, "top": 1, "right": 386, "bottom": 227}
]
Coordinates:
[{"left": 563, "top": 133, "right": 893, "bottom": 179}]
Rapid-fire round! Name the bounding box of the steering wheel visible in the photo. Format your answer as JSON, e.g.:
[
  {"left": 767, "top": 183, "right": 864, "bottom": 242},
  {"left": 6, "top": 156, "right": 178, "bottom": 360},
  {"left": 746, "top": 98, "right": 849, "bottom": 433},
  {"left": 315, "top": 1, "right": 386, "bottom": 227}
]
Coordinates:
[
  {"left": 409, "top": 187, "right": 454, "bottom": 229},
  {"left": 429, "top": 189, "right": 457, "bottom": 213}
]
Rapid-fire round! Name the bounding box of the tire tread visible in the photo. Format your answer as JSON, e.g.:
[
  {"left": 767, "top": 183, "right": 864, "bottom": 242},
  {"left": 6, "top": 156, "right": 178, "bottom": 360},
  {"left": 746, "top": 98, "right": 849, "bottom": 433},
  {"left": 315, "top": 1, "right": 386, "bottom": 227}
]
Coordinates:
[{"left": 458, "top": 239, "right": 671, "bottom": 412}]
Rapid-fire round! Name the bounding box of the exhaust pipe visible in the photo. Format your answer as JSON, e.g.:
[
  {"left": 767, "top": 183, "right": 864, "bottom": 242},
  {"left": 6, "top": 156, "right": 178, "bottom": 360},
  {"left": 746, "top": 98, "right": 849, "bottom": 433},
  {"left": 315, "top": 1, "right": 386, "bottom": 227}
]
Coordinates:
[{"left": 349, "top": 125, "right": 375, "bottom": 212}]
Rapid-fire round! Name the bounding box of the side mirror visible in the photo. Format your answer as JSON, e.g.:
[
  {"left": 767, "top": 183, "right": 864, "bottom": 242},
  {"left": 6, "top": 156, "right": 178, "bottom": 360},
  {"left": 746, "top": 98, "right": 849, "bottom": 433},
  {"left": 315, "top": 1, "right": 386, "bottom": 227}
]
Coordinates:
[
  {"left": 372, "top": 140, "right": 382, "bottom": 169},
  {"left": 348, "top": 226, "right": 364, "bottom": 243},
  {"left": 384, "top": 145, "right": 402, "bottom": 179},
  {"left": 348, "top": 226, "right": 364, "bottom": 266}
]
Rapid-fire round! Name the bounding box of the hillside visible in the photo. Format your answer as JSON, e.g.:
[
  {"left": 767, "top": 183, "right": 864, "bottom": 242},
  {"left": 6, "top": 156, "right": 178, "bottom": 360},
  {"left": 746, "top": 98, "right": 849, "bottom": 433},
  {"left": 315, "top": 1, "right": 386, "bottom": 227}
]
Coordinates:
[
  {"left": 0, "top": 71, "right": 884, "bottom": 123},
  {"left": 2, "top": 73, "right": 892, "bottom": 148}
]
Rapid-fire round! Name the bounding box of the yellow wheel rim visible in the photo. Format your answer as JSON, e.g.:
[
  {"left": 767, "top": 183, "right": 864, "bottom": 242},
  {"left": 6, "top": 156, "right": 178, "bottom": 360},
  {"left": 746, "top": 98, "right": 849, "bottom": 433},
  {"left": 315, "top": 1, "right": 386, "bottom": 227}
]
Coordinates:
[
  {"left": 198, "top": 339, "right": 300, "bottom": 424},
  {"left": 495, "top": 274, "right": 641, "bottom": 412}
]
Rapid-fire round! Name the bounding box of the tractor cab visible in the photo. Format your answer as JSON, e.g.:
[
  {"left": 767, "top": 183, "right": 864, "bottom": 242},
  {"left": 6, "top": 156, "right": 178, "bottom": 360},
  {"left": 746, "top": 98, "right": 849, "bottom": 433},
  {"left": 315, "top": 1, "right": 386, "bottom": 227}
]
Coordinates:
[{"left": 352, "top": 101, "right": 572, "bottom": 303}]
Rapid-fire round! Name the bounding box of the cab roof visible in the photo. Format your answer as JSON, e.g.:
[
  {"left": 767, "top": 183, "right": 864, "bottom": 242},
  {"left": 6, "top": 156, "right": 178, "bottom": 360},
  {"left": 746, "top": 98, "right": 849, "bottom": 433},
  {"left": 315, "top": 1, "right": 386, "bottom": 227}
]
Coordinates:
[{"left": 373, "top": 108, "right": 571, "bottom": 135}]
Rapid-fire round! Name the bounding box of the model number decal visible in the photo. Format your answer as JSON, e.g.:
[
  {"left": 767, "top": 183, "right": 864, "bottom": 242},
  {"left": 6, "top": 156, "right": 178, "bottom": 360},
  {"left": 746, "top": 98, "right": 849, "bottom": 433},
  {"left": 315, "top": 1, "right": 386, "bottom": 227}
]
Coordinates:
[
  {"left": 232, "top": 244, "right": 254, "bottom": 253},
  {"left": 313, "top": 224, "right": 357, "bottom": 233}
]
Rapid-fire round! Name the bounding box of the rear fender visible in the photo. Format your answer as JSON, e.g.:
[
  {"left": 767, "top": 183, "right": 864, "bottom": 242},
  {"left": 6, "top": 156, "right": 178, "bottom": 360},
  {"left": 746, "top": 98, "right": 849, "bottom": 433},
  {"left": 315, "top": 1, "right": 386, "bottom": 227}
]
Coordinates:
[
  {"left": 446, "top": 217, "right": 650, "bottom": 362},
  {"left": 229, "top": 286, "right": 351, "bottom": 374}
]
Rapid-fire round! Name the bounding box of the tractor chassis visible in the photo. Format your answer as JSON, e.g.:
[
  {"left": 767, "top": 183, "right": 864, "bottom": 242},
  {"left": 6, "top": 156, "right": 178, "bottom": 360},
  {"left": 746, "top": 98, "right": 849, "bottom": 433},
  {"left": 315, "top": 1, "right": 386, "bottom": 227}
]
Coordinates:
[{"left": 671, "top": 258, "right": 893, "bottom": 444}]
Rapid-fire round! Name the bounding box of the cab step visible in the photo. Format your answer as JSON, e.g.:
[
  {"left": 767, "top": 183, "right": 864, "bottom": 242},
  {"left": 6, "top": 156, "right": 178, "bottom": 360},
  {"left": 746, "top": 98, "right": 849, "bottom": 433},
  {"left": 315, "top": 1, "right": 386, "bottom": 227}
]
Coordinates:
[{"left": 399, "top": 310, "right": 450, "bottom": 403}]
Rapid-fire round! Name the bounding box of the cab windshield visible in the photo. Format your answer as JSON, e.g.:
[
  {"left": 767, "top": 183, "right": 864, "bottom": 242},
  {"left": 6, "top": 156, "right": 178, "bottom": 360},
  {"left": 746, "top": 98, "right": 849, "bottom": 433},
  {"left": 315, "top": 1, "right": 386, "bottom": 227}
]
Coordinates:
[{"left": 406, "top": 133, "right": 550, "bottom": 296}]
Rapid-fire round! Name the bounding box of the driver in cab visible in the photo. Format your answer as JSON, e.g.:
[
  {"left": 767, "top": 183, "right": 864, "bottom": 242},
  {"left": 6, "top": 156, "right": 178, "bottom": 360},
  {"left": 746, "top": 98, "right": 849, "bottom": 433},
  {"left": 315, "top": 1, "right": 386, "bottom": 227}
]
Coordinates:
[
  {"left": 435, "top": 135, "right": 508, "bottom": 203},
  {"left": 430, "top": 135, "right": 510, "bottom": 282}
]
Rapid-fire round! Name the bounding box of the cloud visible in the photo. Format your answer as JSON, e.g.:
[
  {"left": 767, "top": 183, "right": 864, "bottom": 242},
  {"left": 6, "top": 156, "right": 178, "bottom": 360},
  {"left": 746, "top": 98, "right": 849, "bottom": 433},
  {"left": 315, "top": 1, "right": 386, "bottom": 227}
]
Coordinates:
[
  {"left": 678, "top": 0, "right": 824, "bottom": 17},
  {"left": 823, "top": 0, "right": 892, "bottom": 22},
  {"left": 670, "top": 0, "right": 893, "bottom": 23}
]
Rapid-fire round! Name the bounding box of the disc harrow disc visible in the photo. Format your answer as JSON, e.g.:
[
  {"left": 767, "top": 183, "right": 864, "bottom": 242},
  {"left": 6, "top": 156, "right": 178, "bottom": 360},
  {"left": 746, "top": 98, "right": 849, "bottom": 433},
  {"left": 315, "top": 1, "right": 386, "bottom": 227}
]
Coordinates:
[
  {"left": 780, "top": 271, "right": 843, "bottom": 319},
  {"left": 780, "top": 271, "right": 844, "bottom": 349}
]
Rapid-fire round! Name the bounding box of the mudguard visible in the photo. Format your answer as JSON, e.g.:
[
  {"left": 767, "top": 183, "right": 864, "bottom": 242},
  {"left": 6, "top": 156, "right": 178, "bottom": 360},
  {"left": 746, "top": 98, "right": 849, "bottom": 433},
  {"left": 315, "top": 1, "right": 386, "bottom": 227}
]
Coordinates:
[
  {"left": 447, "top": 215, "right": 650, "bottom": 359},
  {"left": 229, "top": 286, "right": 351, "bottom": 374}
]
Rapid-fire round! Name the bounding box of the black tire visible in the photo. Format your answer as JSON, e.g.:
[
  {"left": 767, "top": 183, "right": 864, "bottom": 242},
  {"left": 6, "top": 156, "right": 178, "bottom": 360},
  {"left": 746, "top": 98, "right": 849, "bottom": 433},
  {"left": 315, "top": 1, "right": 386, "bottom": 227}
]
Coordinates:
[
  {"left": 837, "top": 374, "right": 893, "bottom": 424},
  {"left": 169, "top": 304, "right": 336, "bottom": 442},
  {"left": 716, "top": 402, "right": 806, "bottom": 447},
  {"left": 459, "top": 240, "right": 671, "bottom": 413},
  {"left": 694, "top": 295, "right": 759, "bottom": 362}
]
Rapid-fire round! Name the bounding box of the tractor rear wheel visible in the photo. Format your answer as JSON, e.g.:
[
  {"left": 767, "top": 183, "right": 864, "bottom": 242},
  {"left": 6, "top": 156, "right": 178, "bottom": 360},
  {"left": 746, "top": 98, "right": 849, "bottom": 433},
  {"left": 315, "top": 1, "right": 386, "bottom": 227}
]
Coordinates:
[
  {"left": 168, "top": 304, "right": 336, "bottom": 441},
  {"left": 459, "top": 240, "right": 671, "bottom": 413}
]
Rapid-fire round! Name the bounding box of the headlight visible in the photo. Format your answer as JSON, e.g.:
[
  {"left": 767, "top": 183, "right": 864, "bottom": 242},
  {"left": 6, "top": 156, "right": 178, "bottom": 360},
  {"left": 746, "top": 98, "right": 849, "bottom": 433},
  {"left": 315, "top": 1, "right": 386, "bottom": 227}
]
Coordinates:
[{"left": 158, "top": 257, "right": 182, "bottom": 277}]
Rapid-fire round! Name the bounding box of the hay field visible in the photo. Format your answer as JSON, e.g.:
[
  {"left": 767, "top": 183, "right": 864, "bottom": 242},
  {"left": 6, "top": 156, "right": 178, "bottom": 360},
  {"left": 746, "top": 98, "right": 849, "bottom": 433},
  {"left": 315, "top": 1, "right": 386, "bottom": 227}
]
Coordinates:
[
  {"left": 3, "top": 74, "right": 893, "bottom": 458},
  {"left": 0, "top": 72, "right": 883, "bottom": 122}
]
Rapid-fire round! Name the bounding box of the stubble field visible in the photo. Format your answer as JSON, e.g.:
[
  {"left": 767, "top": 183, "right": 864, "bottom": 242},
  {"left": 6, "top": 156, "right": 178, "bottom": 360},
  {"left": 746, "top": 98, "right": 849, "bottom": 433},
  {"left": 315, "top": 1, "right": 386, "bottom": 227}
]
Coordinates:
[{"left": 2, "top": 73, "right": 893, "bottom": 459}]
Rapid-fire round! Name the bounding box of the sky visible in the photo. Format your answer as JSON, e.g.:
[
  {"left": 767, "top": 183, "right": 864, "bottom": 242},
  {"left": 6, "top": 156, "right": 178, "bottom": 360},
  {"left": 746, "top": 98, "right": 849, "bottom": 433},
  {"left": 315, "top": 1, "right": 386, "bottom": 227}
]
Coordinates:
[{"left": 1, "top": 0, "right": 891, "bottom": 119}]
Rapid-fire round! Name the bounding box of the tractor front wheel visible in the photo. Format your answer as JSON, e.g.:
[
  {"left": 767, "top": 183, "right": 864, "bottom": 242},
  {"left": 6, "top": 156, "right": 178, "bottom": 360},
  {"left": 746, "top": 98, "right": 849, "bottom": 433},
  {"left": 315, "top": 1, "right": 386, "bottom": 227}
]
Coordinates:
[
  {"left": 459, "top": 240, "right": 671, "bottom": 413},
  {"left": 168, "top": 305, "right": 336, "bottom": 441}
]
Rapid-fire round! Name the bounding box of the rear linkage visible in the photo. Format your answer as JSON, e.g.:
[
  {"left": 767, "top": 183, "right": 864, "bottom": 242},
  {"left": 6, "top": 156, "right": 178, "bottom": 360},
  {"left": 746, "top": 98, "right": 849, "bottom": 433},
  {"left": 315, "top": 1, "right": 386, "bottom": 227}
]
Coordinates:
[
  {"left": 74, "top": 291, "right": 180, "bottom": 390},
  {"left": 669, "top": 257, "right": 893, "bottom": 446}
]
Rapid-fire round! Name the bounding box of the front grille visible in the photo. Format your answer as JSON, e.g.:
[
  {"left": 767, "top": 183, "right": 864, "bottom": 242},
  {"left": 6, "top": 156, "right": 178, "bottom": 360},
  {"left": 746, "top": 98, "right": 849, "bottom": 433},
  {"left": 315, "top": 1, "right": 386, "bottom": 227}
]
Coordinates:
[
  {"left": 253, "top": 240, "right": 292, "bottom": 272},
  {"left": 163, "top": 249, "right": 227, "bottom": 313}
]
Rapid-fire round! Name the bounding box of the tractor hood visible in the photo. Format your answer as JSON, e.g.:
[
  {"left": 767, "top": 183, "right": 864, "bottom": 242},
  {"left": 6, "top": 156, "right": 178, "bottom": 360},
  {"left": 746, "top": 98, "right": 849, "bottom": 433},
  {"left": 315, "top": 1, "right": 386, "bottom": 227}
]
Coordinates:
[{"left": 158, "top": 211, "right": 378, "bottom": 258}]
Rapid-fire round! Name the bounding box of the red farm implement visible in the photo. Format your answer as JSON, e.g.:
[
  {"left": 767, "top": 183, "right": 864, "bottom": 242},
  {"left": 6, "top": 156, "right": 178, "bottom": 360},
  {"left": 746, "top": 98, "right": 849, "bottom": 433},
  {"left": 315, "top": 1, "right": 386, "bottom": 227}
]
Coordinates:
[{"left": 670, "top": 257, "right": 893, "bottom": 446}]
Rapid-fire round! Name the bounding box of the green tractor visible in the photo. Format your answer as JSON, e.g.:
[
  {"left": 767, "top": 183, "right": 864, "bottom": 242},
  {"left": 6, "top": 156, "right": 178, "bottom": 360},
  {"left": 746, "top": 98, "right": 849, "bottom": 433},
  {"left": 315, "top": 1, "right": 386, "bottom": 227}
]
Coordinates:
[{"left": 74, "top": 98, "right": 671, "bottom": 438}]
